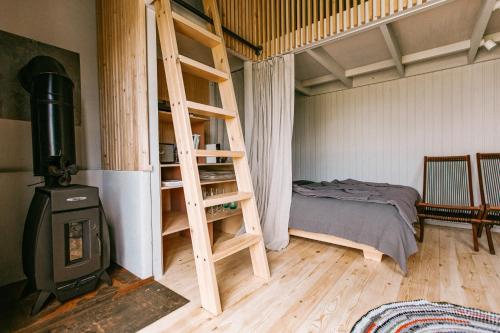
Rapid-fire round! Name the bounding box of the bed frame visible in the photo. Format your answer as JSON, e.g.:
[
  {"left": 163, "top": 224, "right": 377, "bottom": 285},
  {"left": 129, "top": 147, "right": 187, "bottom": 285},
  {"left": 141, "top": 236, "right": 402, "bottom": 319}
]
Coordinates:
[{"left": 288, "top": 228, "right": 384, "bottom": 262}]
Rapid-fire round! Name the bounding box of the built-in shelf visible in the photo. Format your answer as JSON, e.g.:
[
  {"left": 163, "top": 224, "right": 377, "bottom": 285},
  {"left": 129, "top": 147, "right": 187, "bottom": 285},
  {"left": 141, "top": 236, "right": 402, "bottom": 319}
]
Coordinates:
[
  {"left": 200, "top": 178, "right": 236, "bottom": 186},
  {"left": 160, "top": 162, "right": 233, "bottom": 168},
  {"left": 161, "top": 178, "right": 236, "bottom": 190},
  {"left": 162, "top": 208, "right": 242, "bottom": 236},
  {"left": 162, "top": 211, "right": 189, "bottom": 235},
  {"left": 159, "top": 110, "right": 208, "bottom": 124}
]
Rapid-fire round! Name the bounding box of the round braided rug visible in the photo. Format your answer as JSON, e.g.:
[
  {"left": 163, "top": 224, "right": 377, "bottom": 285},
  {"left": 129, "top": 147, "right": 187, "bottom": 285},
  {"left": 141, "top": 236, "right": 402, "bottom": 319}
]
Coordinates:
[{"left": 351, "top": 300, "right": 500, "bottom": 333}]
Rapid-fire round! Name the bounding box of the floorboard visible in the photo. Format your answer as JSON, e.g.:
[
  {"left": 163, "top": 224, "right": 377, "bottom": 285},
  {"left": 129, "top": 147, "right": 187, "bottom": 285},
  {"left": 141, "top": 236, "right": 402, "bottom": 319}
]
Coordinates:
[{"left": 143, "top": 225, "right": 500, "bottom": 333}]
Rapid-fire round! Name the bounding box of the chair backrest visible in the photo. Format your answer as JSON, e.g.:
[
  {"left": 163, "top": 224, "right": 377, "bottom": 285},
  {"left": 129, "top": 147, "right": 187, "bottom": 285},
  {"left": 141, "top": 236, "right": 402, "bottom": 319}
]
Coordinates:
[
  {"left": 422, "top": 155, "right": 474, "bottom": 207},
  {"left": 477, "top": 153, "right": 500, "bottom": 206}
]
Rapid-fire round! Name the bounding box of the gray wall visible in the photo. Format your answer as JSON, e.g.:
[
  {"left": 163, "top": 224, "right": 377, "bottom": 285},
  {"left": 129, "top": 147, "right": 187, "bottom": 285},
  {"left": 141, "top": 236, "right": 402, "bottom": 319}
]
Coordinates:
[
  {"left": 293, "top": 57, "right": 500, "bottom": 205},
  {"left": 0, "top": 0, "right": 101, "bottom": 286}
]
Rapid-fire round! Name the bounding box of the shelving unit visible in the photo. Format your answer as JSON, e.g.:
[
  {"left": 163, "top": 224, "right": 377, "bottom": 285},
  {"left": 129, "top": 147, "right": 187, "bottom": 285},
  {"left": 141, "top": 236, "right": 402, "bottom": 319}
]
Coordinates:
[
  {"left": 156, "top": 60, "right": 242, "bottom": 274},
  {"left": 160, "top": 162, "right": 233, "bottom": 168}
]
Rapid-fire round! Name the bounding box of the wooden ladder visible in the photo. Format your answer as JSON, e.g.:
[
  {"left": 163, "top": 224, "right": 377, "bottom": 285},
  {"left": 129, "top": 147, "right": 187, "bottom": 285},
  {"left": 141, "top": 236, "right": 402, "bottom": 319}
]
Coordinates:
[{"left": 153, "top": 0, "right": 270, "bottom": 315}]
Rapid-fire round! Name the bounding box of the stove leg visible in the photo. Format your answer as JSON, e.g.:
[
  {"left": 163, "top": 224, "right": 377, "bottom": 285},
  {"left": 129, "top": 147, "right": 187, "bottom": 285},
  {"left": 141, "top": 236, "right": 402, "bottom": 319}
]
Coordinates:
[
  {"left": 100, "top": 271, "right": 112, "bottom": 286},
  {"left": 31, "top": 290, "right": 51, "bottom": 316},
  {"left": 20, "top": 280, "right": 35, "bottom": 299}
]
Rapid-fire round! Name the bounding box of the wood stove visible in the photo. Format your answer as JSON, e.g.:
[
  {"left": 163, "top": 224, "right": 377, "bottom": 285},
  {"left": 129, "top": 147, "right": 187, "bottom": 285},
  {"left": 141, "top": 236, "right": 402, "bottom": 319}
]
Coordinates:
[
  {"left": 23, "top": 185, "right": 111, "bottom": 315},
  {"left": 19, "top": 56, "right": 111, "bottom": 315}
]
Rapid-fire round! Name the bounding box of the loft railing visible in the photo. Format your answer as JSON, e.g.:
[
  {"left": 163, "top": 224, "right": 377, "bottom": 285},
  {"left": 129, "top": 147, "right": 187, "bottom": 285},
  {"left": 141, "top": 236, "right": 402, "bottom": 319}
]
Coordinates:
[{"left": 216, "top": 0, "right": 430, "bottom": 60}]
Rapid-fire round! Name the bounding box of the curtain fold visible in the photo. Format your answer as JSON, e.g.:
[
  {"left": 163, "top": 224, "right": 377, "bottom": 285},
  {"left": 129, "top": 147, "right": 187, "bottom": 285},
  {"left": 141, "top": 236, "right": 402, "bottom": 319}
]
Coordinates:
[{"left": 248, "top": 54, "right": 294, "bottom": 251}]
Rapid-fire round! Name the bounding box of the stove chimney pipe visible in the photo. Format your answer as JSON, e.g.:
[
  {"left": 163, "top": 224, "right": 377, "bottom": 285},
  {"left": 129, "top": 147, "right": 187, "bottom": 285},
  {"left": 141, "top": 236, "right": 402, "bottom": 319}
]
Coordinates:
[{"left": 19, "top": 56, "right": 77, "bottom": 186}]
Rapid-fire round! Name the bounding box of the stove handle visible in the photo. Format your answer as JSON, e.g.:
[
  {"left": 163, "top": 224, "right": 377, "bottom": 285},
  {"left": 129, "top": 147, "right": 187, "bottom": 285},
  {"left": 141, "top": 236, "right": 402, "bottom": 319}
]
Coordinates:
[{"left": 97, "top": 234, "right": 102, "bottom": 256}]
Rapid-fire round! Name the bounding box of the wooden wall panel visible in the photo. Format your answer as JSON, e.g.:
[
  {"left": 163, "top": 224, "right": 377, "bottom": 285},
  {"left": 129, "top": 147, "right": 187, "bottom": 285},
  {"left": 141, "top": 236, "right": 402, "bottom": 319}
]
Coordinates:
[
  {"left": 97, "top": 0, "right": 149, "bottom": 171},
  {"left": 293, "top": 58, "right": 500, "bottom": 203}
]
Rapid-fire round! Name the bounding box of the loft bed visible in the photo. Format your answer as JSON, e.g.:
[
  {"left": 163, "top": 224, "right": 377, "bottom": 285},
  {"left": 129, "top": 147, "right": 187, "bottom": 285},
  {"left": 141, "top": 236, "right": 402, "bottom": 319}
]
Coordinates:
[{"left": 289, "top": 179, "right": 420, "bottom": 273}]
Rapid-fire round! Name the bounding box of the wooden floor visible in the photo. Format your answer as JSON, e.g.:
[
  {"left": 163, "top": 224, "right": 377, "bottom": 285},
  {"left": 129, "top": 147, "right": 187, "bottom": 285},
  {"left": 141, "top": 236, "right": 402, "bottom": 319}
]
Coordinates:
[{"left": 142, "top": 225, "right": 500, "bottom": 333}]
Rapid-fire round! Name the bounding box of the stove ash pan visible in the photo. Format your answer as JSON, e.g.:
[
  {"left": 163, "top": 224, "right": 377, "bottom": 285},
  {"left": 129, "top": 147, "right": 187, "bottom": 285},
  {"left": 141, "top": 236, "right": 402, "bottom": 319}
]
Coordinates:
[{"left": 23, "top": 185, "right": 111, "bottom": 315}]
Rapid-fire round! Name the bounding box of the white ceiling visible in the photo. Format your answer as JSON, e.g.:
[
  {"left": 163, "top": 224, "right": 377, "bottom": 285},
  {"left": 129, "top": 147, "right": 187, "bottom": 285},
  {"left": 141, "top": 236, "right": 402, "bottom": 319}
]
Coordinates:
[
  {"left": 295, "top": 0, "right": 500, "bottom": 91},
  {"left": 322, "top": 28, "right": 391, "bottom": 69}
]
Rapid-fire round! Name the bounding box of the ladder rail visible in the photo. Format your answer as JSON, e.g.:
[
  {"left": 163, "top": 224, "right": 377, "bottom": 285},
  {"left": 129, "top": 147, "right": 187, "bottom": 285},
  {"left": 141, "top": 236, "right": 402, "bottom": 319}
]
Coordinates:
[{"left": 202, "top": 0, "right": 270, "bottom": 280}]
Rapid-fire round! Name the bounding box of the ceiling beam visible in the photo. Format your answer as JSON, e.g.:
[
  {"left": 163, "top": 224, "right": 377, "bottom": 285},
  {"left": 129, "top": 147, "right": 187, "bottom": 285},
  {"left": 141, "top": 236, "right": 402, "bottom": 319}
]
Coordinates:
[
  {"left": 345, "top": 59, "right": 395, "bottom": 77},
  {"left": 379, "top": 24, "right": 404, "bottom": 77},
  {"left": 302, "top": 74, "right": 337, "bottom": 87},
  {"left": 468, "top": 0, "right": 496, "bottom": 64},
  {"left": 402, "top": 40, "right": 470, "bottom": 64},
  {"left": 295, "top": 80, "right": 312, "bottom": 96},
  {"left": 298, "top": 31, "right": 500, "bottom": 89},
  {"left": 306, "top": 48, "right": 353, "bottom": 88}
]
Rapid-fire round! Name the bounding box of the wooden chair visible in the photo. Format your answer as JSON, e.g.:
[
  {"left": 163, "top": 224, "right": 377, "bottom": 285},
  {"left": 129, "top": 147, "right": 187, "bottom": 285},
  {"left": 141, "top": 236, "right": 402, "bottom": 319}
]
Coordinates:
[
  {"left": 416, "top": 156, "right": 482, "bottom": 250},
  {"left": 477, "top": 153, "right": 500, "bottom": 254}
]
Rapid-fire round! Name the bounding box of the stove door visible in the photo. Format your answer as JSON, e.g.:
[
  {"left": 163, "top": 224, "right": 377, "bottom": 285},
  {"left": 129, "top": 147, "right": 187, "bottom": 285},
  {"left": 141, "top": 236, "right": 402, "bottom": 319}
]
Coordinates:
[{"left": 52, "top": 208, "right": 101, "bottom": 282}]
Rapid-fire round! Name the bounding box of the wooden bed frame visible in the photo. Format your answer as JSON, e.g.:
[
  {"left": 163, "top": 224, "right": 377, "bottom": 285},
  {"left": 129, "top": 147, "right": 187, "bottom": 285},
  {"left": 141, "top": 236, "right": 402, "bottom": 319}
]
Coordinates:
[{"left": 288, "top": 228, "right": 384, "bottom": 262}]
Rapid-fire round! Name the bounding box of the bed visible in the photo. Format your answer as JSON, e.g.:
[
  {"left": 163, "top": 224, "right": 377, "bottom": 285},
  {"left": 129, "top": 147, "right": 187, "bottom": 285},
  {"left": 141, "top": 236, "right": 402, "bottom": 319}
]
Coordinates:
[{"left": 289, "top": 179, "right": 420, "bottom": 273}]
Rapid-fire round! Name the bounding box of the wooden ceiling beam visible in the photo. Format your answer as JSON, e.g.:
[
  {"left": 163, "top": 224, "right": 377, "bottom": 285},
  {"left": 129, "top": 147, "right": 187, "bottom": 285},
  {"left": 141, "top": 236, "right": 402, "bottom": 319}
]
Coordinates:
[
  {"left": 295, "top": 80, "right": 312, "bottom": 96},
  {"left": 300, "top": 30, "right": 500, "bottom": 89},
  {"left": 301, "top": 74, "right": 337, "bottom": 87},
  {"left": 468, "top": 0, "right": 496, "bottom": 64},
  {"left": 402, "top": 40, "right": 470, "bottom": 64},
  {"left": 306, "top": 48, "right": 353, "bottom": 88},
  {"left": 345, "top": 59, "right": 396, "bottom": 77},
  {"left": 379, "top": 23, "right": 404, "bottom": 77}
]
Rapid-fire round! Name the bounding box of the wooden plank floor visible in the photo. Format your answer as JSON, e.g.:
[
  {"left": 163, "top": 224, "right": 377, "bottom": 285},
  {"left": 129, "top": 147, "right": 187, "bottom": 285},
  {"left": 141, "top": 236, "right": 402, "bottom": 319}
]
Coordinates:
[{"left": 142, "top": 225, "right": 500, "bottom": 333}]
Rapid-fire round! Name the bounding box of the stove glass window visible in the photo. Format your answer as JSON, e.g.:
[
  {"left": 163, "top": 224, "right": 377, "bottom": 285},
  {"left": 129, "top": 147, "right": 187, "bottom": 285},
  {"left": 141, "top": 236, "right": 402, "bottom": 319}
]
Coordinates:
[{"left": 66, "top": 221, "right": 85, "bottom": 263}]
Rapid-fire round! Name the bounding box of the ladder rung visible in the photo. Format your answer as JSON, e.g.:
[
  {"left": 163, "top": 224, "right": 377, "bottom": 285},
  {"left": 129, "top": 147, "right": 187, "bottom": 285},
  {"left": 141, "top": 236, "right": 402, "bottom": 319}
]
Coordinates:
[
  {"left": 204, "top": 191, "right": 252, "bottom": 208},
  {"left": 186, "top": 101, "right": 236, "bottom": 119},
  {"left": 212, "top": 234, "right": 261, "bottom": 262},
  {"left": 172, "top": 12, "right": 222, "bottom": 48},
  {"left": 196, "top": 149, "right": 244, "bottom": 158},
  {"left": 178, "top": 55, "right": 228, "bottom": 83}
]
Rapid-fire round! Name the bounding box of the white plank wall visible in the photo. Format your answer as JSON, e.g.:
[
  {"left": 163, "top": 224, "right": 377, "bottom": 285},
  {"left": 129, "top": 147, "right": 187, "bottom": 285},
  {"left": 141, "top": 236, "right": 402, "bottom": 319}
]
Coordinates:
[{"left": 293, "top": 58, "right": 500, "bottom": 203}]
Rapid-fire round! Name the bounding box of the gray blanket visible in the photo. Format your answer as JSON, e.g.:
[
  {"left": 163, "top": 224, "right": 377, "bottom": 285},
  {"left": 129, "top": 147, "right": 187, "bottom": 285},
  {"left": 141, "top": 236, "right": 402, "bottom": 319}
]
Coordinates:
[
  {"left": 290, "top": 179, "right": 420, "bottom": 273},
  {"left": 293, "top": 179, "right": 420, "bottom": 233}
]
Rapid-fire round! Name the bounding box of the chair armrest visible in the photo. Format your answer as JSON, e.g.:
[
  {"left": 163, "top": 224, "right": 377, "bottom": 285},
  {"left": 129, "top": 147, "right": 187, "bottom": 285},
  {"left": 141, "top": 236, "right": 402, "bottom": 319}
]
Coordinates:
[
  {"left": 485, "top": 205, "right": 500, "bottom": 212},
  {"left": 416, "top": 202, "right": 481, "bottom": 211}
]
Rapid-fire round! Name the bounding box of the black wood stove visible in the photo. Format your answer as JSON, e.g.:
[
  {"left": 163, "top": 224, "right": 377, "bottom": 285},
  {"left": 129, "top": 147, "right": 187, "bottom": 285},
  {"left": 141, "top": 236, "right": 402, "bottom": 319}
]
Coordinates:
[{"left": 19, "top": 56, "right": 111, "bottom": 315}]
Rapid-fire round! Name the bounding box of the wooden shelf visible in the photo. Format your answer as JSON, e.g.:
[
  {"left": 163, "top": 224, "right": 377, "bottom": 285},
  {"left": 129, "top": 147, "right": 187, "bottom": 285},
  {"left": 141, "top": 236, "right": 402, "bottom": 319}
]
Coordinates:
[
  {"left": 206, "top": 208, "right": 242, "bottom": 223},
  {"left": 162, "top": 208, "right": 242, "bottom": 236},
  {"left": 160, "top": 163, "right": 233, "bottom": 168},
  {"left": 161, "top": 178, "right": 235, "bottom": 190},
  {"left": 162, "top": 211, "right": 189, "bottom": 235},
  {"left": 159, "top": 110, "right": 209, "bottom": 124},
  {"left": 200, "top": 179, "right": 236, "bottom": 186}
]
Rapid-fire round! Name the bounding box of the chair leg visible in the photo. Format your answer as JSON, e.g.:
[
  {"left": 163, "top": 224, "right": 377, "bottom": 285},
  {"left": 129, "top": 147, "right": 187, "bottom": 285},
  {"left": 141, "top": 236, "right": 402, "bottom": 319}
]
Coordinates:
[
  {"left": 418, "top": 217, "right": 425, "bottom": 243},
  {"left": 477, "top": 223, "right": 484, "bottom": 238},
  {"left": 472, "top": 224, "right": 479, "bottom": 252},
  {"left": 485, "top": 225, "right": 495, "bottom": 255}
]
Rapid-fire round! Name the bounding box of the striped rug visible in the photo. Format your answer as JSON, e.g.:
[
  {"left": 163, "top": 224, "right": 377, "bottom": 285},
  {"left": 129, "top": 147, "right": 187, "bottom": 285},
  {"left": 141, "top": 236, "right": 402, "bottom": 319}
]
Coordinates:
[{"left": 351, "top": 300, "right": 500, "bottom": 333}]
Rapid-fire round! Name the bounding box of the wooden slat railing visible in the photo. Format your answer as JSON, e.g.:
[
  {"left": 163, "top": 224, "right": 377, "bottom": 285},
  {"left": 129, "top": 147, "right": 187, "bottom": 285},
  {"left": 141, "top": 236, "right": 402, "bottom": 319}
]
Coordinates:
[{"left": 216, "top": 0, "right": 428, "bottom": 60}]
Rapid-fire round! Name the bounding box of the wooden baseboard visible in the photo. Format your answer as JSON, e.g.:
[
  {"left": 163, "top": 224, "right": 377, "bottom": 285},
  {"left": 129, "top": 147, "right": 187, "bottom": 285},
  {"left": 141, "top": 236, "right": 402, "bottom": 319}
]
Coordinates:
[{"left": 288, "top": 228, "right": 383, "bottom": 262}]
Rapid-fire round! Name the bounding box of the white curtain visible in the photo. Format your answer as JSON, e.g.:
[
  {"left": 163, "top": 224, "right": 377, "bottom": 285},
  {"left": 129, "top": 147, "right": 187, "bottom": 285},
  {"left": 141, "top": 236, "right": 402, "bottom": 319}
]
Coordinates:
[{"left": 248, "top": 54, "right": 295, "bottom": 251}]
